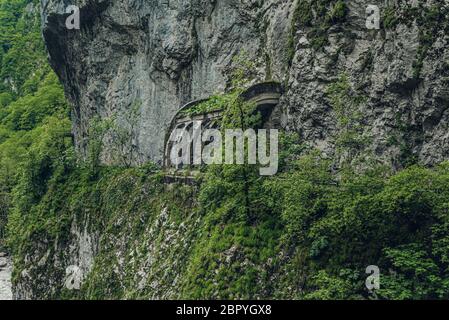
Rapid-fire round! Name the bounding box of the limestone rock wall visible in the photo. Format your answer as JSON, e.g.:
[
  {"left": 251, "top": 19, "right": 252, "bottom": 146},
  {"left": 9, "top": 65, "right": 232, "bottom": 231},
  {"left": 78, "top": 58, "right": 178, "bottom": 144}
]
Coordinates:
[
  {"left": 41, "top": 0, "right": 274, "bottom": 163},
  {"left": 41, "top": 0, "right": 449, "bottom": 167}
]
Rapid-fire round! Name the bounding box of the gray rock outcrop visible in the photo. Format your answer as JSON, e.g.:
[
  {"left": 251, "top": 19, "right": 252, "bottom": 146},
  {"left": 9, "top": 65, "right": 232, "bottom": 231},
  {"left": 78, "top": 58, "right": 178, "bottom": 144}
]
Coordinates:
[{"left": 40, "top": 0, "right": 449, "bottom": 167}]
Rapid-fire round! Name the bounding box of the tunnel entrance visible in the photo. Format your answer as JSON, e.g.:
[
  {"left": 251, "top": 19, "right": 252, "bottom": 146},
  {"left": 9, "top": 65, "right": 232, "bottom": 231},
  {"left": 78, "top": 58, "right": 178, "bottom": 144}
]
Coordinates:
[{"left": 163, "top": 82, "right": 283, "bottom": 172}]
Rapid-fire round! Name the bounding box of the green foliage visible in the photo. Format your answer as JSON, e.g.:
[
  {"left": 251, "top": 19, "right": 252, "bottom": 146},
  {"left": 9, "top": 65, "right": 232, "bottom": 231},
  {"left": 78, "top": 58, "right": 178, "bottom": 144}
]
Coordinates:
[
  {"left": 180, "top": 216, "right": 282, "bottom": 299},
  {"left": 230, "top": 50, "right": 259, "bottom": 88},
  {"left": 378, "top": 244, "right": 449, "bottom": 299},
  {"left": 327, "top": 0, "right": 347, "bottom": 24},
  {"left": 1, "top": 72, "right": 68, "bottom": 131},
  {"left": 179, "top": 94, "right": 236, "bottom": 117},
  {"left": 0, "top": 0, "right": 70, "bottom": 247},
  {"left": 269, "top": 158, "right": 449, "bottom": 299},
  {"left": 383, "top": 6, "right": 398, "bottom": 30},
  {"left": 11, "top": 129, "right": 449, "bottom": 300},
  {"left": 7, "top": 115, "right": 73, "bottom": 268},
  {"left": 175, "top": 138, "right": 449, "bottom": 300},
  {"left": 0, "top": 0, "right": 46, "bottom": 96},
  {"left": 293, "top": 0, "right": 314, "bottom": 27},
  {"left": 303, "top": 270, "right": 361, "bottom": 300},
  {"left": 0, "top": 92, "right": 12, "bottom": 107},
  {"left": 278, "top": 132, "right": 307, "bottom": 172}
]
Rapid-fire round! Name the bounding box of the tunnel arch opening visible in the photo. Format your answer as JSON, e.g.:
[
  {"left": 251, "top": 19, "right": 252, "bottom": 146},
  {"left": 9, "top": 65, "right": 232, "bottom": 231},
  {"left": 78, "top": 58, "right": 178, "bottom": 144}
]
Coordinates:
[{"left": 163, "top": 81, "right": 283, "bottom": 170}]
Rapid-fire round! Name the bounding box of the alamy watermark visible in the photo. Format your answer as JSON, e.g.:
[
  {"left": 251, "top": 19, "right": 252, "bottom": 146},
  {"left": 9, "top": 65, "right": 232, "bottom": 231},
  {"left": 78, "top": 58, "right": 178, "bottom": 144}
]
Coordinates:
[
  {"left": 366, "top": 5, "right": 380, "bottom": 30},
  {"left": 64, "top": 4, "right": 384, "bottom": 32},
  {"left": 65, "top": 5, "right": 80, "bottom": 30},
  {"left": 365, "top": 265, "right": 380, "bottom": 291},
  {"left": 167, "top": 120, "right": 279, "bottom": 176},
  {"left": 65, "top": 265, "right": 83, "bottom": 290}
]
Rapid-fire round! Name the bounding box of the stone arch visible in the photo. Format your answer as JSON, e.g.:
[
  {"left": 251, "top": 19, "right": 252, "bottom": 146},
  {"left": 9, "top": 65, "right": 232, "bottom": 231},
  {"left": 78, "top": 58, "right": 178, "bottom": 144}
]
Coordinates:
[{"left": 164, "top": 82, "right": 283, "bottom": 169}]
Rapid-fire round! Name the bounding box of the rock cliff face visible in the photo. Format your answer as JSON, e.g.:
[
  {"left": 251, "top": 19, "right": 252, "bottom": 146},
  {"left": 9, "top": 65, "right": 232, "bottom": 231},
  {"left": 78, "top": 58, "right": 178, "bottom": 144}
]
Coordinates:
[
  {"left": 41, "top": 0, "right": 283, "bottom": 164},
  {"left": 41, "top": 0, "right": 449, "bottom": 167}
]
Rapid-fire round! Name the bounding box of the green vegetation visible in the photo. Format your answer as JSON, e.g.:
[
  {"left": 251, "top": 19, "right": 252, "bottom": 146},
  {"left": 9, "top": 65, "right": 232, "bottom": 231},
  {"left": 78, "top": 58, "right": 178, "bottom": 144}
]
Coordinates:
[
  {"left": 9, "top": 123, "right": 449, "bottom": 299},
  {"left": 179, "top": 51, "right": 259, "bottom": 117},
  {"left": 382, "top": 6, "right": 398, "bottom": 30},
  {"left": 0, "top": 0, "right": 70, "bottom": 247},
  {"left": 278, "top": 159, "right": 449, "bottom": 299},
  {"left": 178, "top": 95, "right": 234, "bottom": 117}
]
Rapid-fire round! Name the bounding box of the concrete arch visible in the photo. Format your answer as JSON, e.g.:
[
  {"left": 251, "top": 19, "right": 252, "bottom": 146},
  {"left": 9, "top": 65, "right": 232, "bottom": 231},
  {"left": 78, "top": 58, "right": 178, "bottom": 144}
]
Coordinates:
[{"left": 164, "top": 82, "right": 283, "bottom": 169}]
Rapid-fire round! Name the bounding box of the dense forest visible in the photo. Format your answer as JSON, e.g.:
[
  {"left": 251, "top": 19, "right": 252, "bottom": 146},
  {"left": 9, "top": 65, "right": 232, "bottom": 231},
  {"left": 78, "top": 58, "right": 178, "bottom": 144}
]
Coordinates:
[
  {"left": 0, "top": 0, "right": 70, "bottom": 246},
  {"left": 1, "top": 0, "right": 449, "bottom": 300}
]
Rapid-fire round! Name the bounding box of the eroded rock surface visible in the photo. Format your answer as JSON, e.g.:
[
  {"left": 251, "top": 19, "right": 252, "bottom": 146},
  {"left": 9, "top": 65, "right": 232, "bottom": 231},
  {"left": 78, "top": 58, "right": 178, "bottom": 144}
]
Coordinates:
[{"left": 41, "top": 0, "right": 449, "bottom": 167}]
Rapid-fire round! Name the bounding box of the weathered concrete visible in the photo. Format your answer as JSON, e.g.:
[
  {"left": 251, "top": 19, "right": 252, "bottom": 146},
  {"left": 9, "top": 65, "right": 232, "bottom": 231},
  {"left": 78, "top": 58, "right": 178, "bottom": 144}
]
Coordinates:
[{"left": 164, "top": 82, "right": 283, "bottom": 168}]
